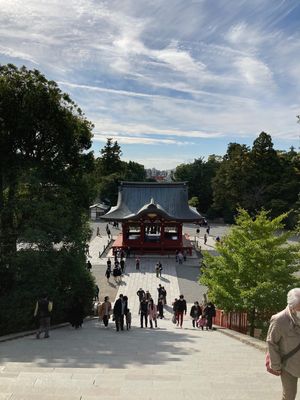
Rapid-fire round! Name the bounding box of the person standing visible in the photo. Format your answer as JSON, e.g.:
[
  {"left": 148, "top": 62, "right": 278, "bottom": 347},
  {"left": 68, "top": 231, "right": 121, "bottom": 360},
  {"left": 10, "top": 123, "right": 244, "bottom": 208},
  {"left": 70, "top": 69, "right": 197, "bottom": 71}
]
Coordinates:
[
  {"left": 98, "top": 296, "right": 112, "bottom": 328},
  {"left": 148, "top": 299, "right": 158, "bottom": 328},
  {"left": 120, "top": 258, "right": 125, "bottom": 274},
  {"left": 34, "top": 294, "right": 53, "bottom": 339},
  {"left": 267, "top": 288, "right": 300, "bottom": 400},
  {"left": 190, "top": 301, "right": 202, "bottom": 328},
  {"left": 139, "top": 298, "right": 148, "bottom": 328},
  {"left": 157, "top": 284, "right": 163, "bottom": 301},
  {"left": 136, "top": 257, "right": 140, "bottom": 271},
  {"left": 203, "top": 302, "right": 216, "bottom": 330},
  {"left": 176, "top": 295, "right": 187, "bottom": 328},
  {"left": 86, "top": 260, "right": 92, "bottom": 271},
  {"left": 113, "top": 294, "right": 127, "bottom": 332},
  {"left": 158, "top": 261, "right": 163, "bottom": 277},
  {"left": 155, "top": 263, "right": 160, "bottom": 278}
]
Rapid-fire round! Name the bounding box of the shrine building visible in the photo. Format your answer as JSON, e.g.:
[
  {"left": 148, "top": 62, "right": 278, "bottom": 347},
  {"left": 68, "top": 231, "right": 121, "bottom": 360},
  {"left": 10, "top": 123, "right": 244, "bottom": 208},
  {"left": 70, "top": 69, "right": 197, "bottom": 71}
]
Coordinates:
[{"left": 102, "top": 182, "right": 202, "bottom": 255}]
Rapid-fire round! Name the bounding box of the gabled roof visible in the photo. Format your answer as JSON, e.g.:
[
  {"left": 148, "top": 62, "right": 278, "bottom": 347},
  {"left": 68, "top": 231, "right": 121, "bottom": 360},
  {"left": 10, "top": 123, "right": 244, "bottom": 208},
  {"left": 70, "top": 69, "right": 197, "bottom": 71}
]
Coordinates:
[{"left": 101, "top": 182, "right": 202, "bottom": 222}]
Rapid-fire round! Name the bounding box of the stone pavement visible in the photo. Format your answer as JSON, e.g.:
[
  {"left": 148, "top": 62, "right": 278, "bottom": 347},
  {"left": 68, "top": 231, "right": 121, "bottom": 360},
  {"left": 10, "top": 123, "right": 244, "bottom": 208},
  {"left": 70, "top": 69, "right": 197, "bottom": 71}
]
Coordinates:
[
  {"left": 0, "top": 316, "right": 284, "bottom": 400},
  {"left": 0, "top": 222, "right": 292, "bottom": 400}
]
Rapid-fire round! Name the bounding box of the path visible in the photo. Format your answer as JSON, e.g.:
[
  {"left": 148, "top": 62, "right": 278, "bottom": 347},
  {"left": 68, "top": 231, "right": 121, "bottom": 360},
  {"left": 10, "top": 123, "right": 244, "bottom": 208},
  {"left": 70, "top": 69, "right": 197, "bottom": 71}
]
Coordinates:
[{"left": 0, "top": 222, "right": 292, "bottom": 399}]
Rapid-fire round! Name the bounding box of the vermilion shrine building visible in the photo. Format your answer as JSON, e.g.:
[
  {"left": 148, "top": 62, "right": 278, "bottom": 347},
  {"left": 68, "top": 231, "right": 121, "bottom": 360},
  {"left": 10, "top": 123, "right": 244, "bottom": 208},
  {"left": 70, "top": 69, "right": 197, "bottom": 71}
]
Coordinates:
[{"left": 102, "top": 182, "right": 202, "bottom": 255}]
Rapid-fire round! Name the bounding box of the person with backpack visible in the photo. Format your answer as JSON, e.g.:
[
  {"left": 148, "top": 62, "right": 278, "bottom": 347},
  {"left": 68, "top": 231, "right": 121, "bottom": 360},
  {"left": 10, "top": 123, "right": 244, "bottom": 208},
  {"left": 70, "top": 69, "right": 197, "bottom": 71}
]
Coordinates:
[{"left": 34, "top": 294, "right": 53, "bottom": 339}]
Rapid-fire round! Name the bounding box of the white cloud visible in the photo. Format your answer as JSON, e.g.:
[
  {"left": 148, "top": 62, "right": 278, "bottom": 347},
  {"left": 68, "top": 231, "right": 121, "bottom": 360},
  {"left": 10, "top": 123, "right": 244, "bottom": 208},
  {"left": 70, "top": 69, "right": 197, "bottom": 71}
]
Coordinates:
[
  {"left": 234, "top": 56, "right": 274, "bottom": 87},
  {"left": 0, "top": 0, "right": 300, "bottom": 168}
]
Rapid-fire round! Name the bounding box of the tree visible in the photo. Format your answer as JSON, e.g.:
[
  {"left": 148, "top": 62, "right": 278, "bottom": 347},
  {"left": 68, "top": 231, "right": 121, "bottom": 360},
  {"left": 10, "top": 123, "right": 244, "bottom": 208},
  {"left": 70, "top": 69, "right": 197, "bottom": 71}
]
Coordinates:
[
  {"left": 98, "top": 138, "right": 122, "bottom": 176},
  {"left": 174, "top": 156, "right": 220, "bottom": 213},
  {"left": 95, "top": 139, "right": 146, "bottom": 204},
  {"left": 212, "top": 143, "right": 251, "bottom": 221},
  {"left": 0, "top": 64, "right": 95, "bottom": 333},
  {"left": 200, "top": 209, "right": 300, "bottom": 336}
]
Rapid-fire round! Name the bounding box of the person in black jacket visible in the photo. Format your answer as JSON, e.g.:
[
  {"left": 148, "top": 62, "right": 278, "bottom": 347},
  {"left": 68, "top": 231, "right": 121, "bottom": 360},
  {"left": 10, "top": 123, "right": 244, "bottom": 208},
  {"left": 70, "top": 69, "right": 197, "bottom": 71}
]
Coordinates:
[
  {"left": 176, "top": 294, "right": 187, "bottom": 328},
  {"left": 190, "top": 301, "right": 202, "bottom": 328},
  {"left": 139, "top": 298, "right": 148, "bottom": 328},
  {"left": 137, "top": 288, "right": 145, "bottom": 302},
  {"left": 113, "top": 294, "right": 127, "bottom": 331},
  {"left": 203, "top": 302, "right": 216, "bottom": 330},
  {"left": 176, "top": 295, "right": 187, "bottom": 328}
]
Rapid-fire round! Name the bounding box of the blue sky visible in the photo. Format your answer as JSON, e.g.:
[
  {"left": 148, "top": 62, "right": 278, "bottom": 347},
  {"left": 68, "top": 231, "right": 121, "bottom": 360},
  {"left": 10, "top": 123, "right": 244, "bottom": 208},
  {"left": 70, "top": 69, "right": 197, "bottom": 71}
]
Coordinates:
[{"left": 1, "top": 0, "right": 300, "bottom": 169}]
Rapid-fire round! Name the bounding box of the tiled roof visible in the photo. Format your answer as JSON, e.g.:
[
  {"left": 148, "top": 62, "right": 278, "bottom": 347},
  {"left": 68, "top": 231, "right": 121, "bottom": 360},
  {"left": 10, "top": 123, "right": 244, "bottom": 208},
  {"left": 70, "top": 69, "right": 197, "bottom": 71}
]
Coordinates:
[{"left": 101, "top": 182, "right": 202, "bottom": 221}]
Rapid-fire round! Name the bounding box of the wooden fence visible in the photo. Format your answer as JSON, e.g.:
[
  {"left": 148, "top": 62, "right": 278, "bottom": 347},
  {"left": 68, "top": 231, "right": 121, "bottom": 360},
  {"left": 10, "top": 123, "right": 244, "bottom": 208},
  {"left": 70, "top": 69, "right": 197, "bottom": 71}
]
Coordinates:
[{"left": 214, "top": 309, "right": 248, "bottom": 334}]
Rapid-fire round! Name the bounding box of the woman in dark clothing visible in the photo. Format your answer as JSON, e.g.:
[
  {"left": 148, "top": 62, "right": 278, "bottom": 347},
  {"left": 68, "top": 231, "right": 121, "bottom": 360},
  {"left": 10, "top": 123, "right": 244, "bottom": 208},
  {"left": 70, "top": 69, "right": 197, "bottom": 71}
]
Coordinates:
[
  {"left": 157, "top": 297, "right": 164, "bottom": 319},
  {"left": 176, "top": 295, "right": 187, "bottom": 328},
  {"left": 105, "top": 267, "right": 111, "bottom": 282},
  {"left": 69, "top": 297, "right": 84, "bottom": 329},
  {"left": 190, "top": 301, "right": 202, "bottom": 328},
  {"left": 203, "top": 302, "right": 216, "bottom": 330}
]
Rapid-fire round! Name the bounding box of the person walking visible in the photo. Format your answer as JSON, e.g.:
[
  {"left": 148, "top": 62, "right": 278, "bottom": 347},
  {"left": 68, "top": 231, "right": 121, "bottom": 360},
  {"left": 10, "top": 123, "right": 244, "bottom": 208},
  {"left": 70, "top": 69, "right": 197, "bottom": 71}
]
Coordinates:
[
  {"left": 161, "top": 286, "right": 167, "bottom": 305},
  {"left": 34, "top": 294, "right": 53, "bottom": 339},
  {"left": 190, "top": 301, "right": 202, "bottom": 328},
  {"left": 178, "top": 252, "right": 183, "bottom": 264},
  {"left": 148, "top": 299, "right": 158, "bottom": 328},
  {"left": 105, "top": 266, "right": 111, "bottom": 282},
  {"left": 267, "top": 288, "right": 300, "bottom": 400},
  {"left": 203, "top": 301, "right": 216, "bottom": 330},
  {"left": 126, "top": 308, "right": 132, "bottom": 330},
  {"left": 98, "top": 296, "right": 112, "bottom": 328},
  {"left": 157, "top": 297, "right": 164, "bottom": 319},
  {"left": 204, "top": 233, "right": 207, "bottom": 245},
  {"left": 86, "top": 260, "right": 92, "bottom": 271},
  {"left": 113, "top": 294, "right": 127, "bottom": 332},
  {"left": 137, "top": 288, "right": 145, "bottom": 302},
  {"left": 120, "top": 258, "right": 125, "bottom": 274},
  {"left": 176, "top": 295, "right": 187, "bottom": 328},
  {"left": 139, "top": 298, "right": 148, "bottom": 328},
  {"left": 94, "top": 284, "right": 100, "bottom": 301}
]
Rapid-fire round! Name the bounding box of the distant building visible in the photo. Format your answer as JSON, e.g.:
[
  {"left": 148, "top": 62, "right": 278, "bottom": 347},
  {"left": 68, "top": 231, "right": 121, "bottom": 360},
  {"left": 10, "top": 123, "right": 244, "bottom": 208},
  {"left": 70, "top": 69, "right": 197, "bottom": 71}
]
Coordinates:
[
  {"left": 145, "top": 168, "right": 174, "bottom": 182},
  {"left": 90, "top": 203, "right": 110, "bottom": 220}
]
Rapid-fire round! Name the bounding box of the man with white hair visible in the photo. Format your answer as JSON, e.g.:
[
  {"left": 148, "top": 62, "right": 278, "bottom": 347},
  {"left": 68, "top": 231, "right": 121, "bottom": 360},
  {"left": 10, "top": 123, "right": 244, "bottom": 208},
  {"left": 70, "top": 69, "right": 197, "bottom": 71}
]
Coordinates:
[{"left": 267, "top": 288, "right": 300, "bottom": 400}]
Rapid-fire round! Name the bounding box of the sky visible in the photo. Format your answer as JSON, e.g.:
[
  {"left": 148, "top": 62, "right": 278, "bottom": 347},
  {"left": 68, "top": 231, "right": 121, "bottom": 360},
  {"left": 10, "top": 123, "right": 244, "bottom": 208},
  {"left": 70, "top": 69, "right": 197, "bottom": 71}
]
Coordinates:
[{"left": 1, "top": 0, "right": 300, "bottom": 169}]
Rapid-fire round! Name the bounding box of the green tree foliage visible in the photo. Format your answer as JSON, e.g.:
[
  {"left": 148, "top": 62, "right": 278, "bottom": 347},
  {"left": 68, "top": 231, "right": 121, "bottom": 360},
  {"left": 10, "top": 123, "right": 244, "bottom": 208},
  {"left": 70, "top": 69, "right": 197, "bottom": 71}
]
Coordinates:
[
  {"left": 173, "top": 156, "right": 220, "bottom": 213},
  {"left": 0, "top": 64, "right": 95, "bottom": 333},
  {"left": 212, "top": 132, "right": 300, "bottom": 224},
  {"left": 200, "top": 209, "right": 300, "bottom": 336},
  {"left": 95, "top": 138, "right": 146, "bottom": 204}
]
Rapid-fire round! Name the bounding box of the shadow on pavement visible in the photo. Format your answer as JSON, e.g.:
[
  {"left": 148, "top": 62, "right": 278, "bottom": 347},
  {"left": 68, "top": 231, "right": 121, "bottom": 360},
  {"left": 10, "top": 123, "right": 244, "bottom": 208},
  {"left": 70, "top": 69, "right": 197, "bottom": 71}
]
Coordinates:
[{"left": 0, "top": 320, "right": 196, "bottom": 369}]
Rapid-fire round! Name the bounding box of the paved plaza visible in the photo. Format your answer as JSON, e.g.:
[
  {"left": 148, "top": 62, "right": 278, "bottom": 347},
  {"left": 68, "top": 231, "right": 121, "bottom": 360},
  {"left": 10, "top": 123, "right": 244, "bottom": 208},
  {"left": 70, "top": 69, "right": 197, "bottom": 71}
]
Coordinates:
[{"left": 0, "top": 222, "right": 293, "bottom": 399}]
